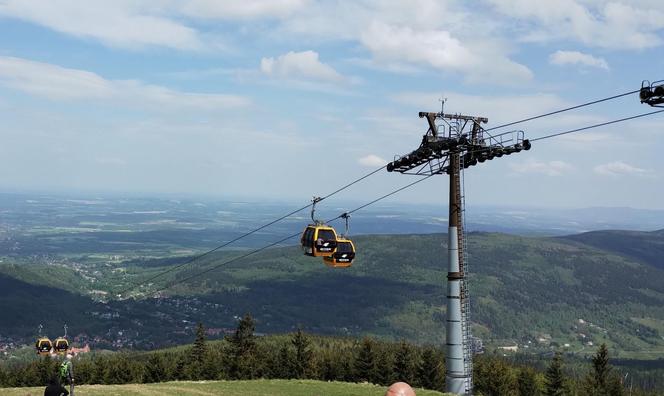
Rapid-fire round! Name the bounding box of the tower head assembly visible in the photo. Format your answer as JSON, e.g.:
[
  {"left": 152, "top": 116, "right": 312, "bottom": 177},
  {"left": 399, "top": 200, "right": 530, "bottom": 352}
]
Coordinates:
[
  {"left": 387, "top": 111, "right": 531, "bottom": 175},
  {"left": 640, "top": 80, "right": 664, "bottom": 107}
]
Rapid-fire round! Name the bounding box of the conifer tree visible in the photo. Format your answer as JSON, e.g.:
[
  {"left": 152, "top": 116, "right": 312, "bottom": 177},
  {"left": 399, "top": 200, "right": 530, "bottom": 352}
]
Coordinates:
[
  {"left": 173, "top": 353, "right": 188, "bottom": 380},
  {"left": 186, "top": 322, "right": 208, "bottom": 379},
  {"left": 393, "top": 340, "right": 415, "bottom": 384},
  {"left": 0, "top": 366, "right": 7, "bottom": 387},
  {"left": 201, "top": 349, "right": 221, "bottom": 380},
  {"left": 355, "top": 337, "right": 376, "bottom": 382},
  {"left": 341, "top": 353, "right": 355, "bottom": 382},
  {"left": 92, "top": 355, "right": 107, "bottom": 384},
  {"left": 418, "top": 347, "right": 444, "bottom": 391},
  {"left": 103, "top": 353, "right": 133, "bottom": 384},
  {"left": 36, "top": 355, "right": 54, "bottom": 385},
  {"left": 518, "top": 367, "right": 541, "bottom": 396},
  {"left": 276, "top": 342, "right": 294, "bottom": 379},
  {"left": 228, "top": 313, "right": 257, "bottom": 379},
  {"left": 144, "top": 353, "right": 166, "bottom": 383},
  {"left": 192, "top": 322, "right": 208, "bottom": 363},
  {"left": 583, "top": 344, "right": 624, "bottom": 396},
  {"left": 291, "top": 328, "right": 312, "bottom": 379},
  {"left": 474, "top": 356, "right": 516, "bottom": 396},
  {"left": 544, "top": 353, "right": 566, "bottom": 396},
  {"left": 374, "top": 346, "right": 394, "bottom": 386},
  {"left": 19, "top": 361, "right": 40, "bottom": 386}
]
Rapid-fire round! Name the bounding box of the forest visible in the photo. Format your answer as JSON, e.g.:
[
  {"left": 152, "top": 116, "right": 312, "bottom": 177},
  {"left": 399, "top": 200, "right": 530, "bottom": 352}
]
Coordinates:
[{"left": 2, "top": 315, "right": 660, "bottom": 395}]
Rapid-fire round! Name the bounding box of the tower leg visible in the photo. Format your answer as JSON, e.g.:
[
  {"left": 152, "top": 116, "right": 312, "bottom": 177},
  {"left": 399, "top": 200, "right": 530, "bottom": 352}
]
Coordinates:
[{"left": 445, "top": 152, "right": 468, "bottom": 395}]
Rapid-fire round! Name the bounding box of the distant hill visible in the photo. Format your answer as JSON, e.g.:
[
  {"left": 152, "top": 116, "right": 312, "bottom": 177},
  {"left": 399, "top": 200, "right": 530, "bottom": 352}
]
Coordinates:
[
  {"left": 561, "top": 229, "right": 664, "bottom": 271},
  {"left": 160, "top": 232, "right": 664, "bottom": 356},
  {"left": 0, "top": 273, "right": 97, "bottom": 337},
  {"left": 2, "top": 231, "right": 664, "bottom": 357}
]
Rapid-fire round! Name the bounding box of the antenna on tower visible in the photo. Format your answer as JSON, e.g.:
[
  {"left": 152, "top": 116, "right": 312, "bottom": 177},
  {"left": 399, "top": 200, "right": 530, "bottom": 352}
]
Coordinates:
[{"left": 440, "top": 96, "right": 448, "bottom": 114}]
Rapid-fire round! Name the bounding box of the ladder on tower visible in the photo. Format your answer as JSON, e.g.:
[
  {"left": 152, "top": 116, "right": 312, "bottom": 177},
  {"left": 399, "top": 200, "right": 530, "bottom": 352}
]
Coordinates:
[{"left": 457, "top": 155, "right": 473, "bottom": 395}]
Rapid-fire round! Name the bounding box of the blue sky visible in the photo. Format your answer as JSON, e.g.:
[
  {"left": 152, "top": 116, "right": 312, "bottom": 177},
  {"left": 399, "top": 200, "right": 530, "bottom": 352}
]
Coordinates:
[{"left": 0, "top": 0, "right": 663, "bottom": 209}]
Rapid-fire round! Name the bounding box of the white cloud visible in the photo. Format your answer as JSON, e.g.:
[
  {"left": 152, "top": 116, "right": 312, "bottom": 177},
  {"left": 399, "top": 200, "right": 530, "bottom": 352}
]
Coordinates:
[
  {"left": 359, "top": 21, "right": 532, "bottom": 83},
  {"left": 0, "top": 0, "right": 309, "bottom": 51},
  {"left": 358, "top": 154, "right": 387, "bottom": 167},
  {"left": 179, "top": 0, "right": 307, "bottom": 19},
  {"left": 510, "top": 159, "right": 573, "bottom": 176},
  {"left": 260, "top": 51, "right": 344, "bottom": 82},
  {"left": 594, "top": 161, "right": 650, "bottom": 176},
  {"left": 550, "top": 50, "right": 609, "bottom": 70},
  {"left": 488, "top": 0, "right": 664, "bottom": 49},
  {"left": 360, "top": 22, "right": 475, "bottom": 71},
  {"left": 0, "top": 56, "right": 250, "bottom": 109},
  {"left": 0, "top": 0, "right": 204, "bottom": 50}
]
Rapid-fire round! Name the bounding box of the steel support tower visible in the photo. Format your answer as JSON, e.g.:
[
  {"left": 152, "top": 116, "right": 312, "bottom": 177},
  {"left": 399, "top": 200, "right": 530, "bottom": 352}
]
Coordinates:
[{"left": 387, "top": 111, "right": 531, "bottom": 395}]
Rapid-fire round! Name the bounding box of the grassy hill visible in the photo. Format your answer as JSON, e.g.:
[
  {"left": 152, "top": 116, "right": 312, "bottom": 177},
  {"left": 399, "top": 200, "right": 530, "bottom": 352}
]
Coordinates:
[
  {"left": 2, "top": 231, "right": 664, "bottom": 357},
  {"left": 3, "top": 379, "right": 448, "bottom": 395}
]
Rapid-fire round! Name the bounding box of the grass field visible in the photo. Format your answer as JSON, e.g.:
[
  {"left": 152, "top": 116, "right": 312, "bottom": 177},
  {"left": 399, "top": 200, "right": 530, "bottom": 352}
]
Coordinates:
[{"left": 4, "top": 379, "right": 449, "bottom": 396}]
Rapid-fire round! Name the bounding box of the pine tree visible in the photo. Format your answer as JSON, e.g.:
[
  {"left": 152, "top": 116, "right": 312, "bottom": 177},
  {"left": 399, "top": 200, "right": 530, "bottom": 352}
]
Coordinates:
[
  {"left": 0, "top": 366, "right": 7, "bottom": 387},
  {"left": 354, "top": 337, "right": 376, "bottom": 382},
  {"left": 36, "top": 355, "right": 55, "bottom": 385},
  {"left": 276, "top": 342, "right": 294, "bottom": 379},
  {"left": 418, "top": 347, "right": 444, "bottom": 391},
  {"left": 393, "top": 340, "right": 415, "bottom": 384},
  {"left": 544, "top": 353, "right": 566, "bottom": 396},
  {"left": 474, "top": 356, "right": 516, "bottom": 396},
  {"left": 186, "top": 322, "right": 208, "bottom": 379},
  {"left": 583, "top": 344, "right": 623, "bottom": 396},
  {"left": 74, "top": 358, "right": 95, "bottom": 384},
  {"left": 103, "top": 353, "right": 133, "bottom": 384},
  {"left": 172, "top": 352, "right": 188, "bottom": 380},
  {"left": 92, "top": 356, "right": 107, "bottom": 384},
  {"left": 144, "top": 353, "right": 166, "bottom": 383},
  {"left": 374, "top": 346, "right": 394, "bottom": 386},
  {"left": 200, "top": 349, "right": 221, "bottom": 380},
  {"left": 228, "top": 313, "right": 257, "bottom": 379},
  {"left": 192, "top": 322, "right": 208, "bottom": 363},
  {"left": 291, "top": 328, "right": 312, "bottom": 379},
  {"left": 518, "top": 367, "right": 541, "bottom": 396},
  {"left": 20, "top": 361, "right": 40, "bottom": 386}
]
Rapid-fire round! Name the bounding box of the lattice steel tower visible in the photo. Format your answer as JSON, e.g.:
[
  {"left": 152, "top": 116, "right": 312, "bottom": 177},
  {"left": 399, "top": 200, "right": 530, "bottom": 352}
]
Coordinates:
[{"left": 387, "top": 110, "right": 531, "bottom": 395}]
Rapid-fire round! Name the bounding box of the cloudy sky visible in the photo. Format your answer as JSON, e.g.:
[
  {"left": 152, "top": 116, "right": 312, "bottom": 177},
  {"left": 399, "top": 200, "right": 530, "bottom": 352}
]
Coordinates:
[{"left": 1, "top": 0, "right": 663, "bottom": 208}]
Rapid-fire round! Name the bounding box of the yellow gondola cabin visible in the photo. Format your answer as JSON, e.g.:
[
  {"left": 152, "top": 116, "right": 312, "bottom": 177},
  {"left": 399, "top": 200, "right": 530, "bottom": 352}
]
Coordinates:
[
  {"left": 54, "top": 337, "right": 69, "bottom": 354},
  {"left": 36, "top": 337, "right": 52, "bottom": 355},
  {"left": 300, "top": 225, "right": 338, "bottom": 257},
  {"left": 323, "top": 238, "right": 355, "bottom": 268}
]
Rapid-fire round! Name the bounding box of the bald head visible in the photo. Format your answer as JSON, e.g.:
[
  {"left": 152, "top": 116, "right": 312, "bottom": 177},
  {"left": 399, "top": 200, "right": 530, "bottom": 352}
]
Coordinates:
[{"left": 385, "top": 382, "right": 416, "bottom": 396}]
